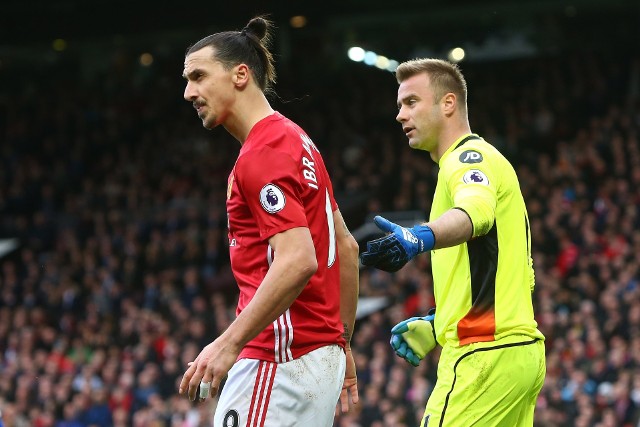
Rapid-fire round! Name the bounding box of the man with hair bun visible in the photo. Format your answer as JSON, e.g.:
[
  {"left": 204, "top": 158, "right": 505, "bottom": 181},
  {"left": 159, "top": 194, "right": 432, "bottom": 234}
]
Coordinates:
[{"left": 179, "top": 16, "right": 359, "bottom": 426}]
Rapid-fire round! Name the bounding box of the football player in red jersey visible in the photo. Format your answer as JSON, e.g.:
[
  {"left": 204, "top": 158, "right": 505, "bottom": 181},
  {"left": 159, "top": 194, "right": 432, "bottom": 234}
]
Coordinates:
[{"left": 179, "top": 16, "right": 359, "bottom": 426}]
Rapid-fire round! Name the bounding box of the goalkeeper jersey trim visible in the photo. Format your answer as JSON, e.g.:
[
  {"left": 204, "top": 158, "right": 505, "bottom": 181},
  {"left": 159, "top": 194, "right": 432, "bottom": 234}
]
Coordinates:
[{"left": 430, "top": 134, "right": 545, "bottom": 346}]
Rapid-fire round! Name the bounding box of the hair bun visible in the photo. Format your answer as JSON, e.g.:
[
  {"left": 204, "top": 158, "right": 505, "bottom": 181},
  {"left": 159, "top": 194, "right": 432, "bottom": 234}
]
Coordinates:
[{"left": 243, "top": 17, "right": 270, "bottom": 41}]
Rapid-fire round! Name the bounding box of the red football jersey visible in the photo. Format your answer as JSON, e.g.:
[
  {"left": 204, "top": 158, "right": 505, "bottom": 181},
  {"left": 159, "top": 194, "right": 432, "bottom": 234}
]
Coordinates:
[{"left": 226, "top": 112, "right": 344, "bottom": 363}]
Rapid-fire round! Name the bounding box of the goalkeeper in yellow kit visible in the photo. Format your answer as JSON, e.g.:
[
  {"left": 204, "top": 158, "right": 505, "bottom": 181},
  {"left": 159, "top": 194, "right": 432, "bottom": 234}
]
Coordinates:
[{"left": 361, "top": 58, "right": 546, "bottom": 426}]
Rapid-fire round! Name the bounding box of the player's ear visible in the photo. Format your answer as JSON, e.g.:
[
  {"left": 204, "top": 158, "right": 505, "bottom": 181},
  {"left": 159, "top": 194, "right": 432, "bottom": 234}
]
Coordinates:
[
  {"left": 442, "top": 92, "right": 456, "bottom": 117},
  {"left": 233, "top": 64, "right": 250, "bottom": 88}
]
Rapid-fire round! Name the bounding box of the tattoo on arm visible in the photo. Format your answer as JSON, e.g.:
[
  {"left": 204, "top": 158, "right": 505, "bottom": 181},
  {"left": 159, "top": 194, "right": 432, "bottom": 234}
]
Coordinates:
[{"left": 343, "top": 323, "right": 351, "bottom": 343}]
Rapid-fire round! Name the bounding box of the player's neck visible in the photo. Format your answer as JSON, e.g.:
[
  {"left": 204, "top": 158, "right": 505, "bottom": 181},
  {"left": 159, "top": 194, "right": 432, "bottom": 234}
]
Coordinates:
[
  {"left": 224, "top": 91, "right": 275, "bottom": 144},
  {"left": 434, "top": 121, "right": 472, "bottom": 163}
]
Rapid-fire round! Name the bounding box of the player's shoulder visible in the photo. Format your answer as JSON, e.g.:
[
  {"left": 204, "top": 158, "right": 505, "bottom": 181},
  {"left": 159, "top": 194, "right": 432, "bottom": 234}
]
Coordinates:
[
  {"left": 446, "top": 137, "right": 510, "bottom": 169},
  {"left": 249, "top": 113, "right": 311, "bottom": 154}
]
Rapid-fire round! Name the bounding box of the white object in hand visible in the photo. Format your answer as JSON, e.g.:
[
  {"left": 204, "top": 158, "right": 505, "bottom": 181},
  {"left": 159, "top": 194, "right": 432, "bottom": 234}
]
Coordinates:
[{"left": 199, "top": 381, "right": 211, "bottom": 399}]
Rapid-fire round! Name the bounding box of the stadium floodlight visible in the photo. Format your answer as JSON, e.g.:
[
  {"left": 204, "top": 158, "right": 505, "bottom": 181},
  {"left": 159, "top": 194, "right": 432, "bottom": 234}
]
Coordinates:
[
  {"left": 347, "top": 46, "right": 399, "bottom": 73},
  {"left": 387, "top": 59, "right": 399, "bottom": 72},
  {"left": 363, "top": 50, "right": 378, "bottom": 66},
  {"left": 448, "top": 47, "right": 465, "bottom": 63},
  {"left": 290, "top": 15, "right": 307, "bottom": 28},
  {"left": 348, "top": 47, "right": 366, "bottom": 62},
  {"left": 375, "top": 55, "right": 390, "bottom": 70},
  {"left": 140, "top": 53, "right": 154, "bottom": 66}
]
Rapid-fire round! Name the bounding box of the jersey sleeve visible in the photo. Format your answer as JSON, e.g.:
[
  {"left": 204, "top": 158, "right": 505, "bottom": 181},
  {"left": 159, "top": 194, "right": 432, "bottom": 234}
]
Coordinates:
[
  {"left": 441, "top": 149, "right": 498, "bottom": 237},
  {"left": 325, "top": 168, "right": 338, "bottom": 212},
  {"left": 235, "top": 146, "right": 308, "bottom": 240}
]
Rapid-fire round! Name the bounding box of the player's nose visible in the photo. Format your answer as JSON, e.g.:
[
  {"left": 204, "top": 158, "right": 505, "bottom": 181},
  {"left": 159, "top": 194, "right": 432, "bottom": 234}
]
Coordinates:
[
  {"left": 396, "top": 108, "right": 407, "bottom": 123},
  {"left": 184, "top": 81, "right": 197, "bottom": 101}
]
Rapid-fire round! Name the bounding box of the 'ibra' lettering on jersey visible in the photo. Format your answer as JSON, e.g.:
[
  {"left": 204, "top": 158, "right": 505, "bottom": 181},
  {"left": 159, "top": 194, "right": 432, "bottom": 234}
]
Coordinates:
[
  {"left": 459, "top": 150, "right": 483, "bottom": 164},
  {"left": 301, "top": 134, "right": 320, "bottom": 190},
  {"left": 301, "top": 134, "right": 319, "bottom": 159},
  {"left": 302, "top": 157, "right": 318, "bottom": 189}
]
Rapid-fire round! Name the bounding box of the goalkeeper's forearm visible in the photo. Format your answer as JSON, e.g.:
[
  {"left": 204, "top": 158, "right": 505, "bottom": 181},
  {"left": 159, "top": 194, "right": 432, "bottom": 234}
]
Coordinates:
[{"left": 427, "top": 208, "right": 473, "bottom": 249}]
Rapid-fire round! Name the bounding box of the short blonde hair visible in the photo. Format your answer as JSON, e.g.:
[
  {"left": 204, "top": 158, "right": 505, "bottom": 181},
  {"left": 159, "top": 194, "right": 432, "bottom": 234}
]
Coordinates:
[{"left": 396, "top": 58, "right": 467, "bottom": 110}]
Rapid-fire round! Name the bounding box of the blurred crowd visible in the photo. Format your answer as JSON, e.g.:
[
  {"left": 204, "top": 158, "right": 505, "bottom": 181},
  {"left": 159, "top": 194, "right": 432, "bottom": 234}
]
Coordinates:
[{"left": 1, "top": 36, "right": 640, "bottom": 427}]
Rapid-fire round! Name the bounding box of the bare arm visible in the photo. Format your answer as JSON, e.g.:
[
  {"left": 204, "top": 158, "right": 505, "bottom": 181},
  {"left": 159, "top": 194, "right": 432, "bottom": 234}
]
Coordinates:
[
  {"left": 334, "top": 209, "right": 359, "bottom": 346},
  {"left": 180, "top": 226, "right": 317, "bottom": 400},
  {"left": 333, "top": 208, "right": 359, "bottom": 411},
  {"left": 222, "top": 226, "right": 317, "bottom": 347},
  {"left": 428, "top": 208, "right": 473, "bottom": 250}
]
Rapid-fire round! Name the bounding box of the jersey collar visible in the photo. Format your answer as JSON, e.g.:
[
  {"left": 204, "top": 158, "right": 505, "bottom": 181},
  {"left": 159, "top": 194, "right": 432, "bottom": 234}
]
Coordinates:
[{"left": 438, "top": 133, "right": 481, "bottom": 165}]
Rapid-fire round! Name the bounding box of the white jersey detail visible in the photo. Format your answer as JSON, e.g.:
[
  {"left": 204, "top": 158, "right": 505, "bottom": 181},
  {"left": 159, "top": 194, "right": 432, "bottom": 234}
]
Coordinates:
[{"left": 273, "top": 310, "right": 294, "bottom": 363}]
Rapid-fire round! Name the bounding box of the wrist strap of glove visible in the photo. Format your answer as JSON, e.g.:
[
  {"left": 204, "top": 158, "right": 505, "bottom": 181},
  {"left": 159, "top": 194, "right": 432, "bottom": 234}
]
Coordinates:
[{"left": 412, "top": 225, "right": 436, "bottom": 254}]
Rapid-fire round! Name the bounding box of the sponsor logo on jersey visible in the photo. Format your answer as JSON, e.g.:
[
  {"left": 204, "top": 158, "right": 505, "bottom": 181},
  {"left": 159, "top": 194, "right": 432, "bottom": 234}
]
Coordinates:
[
  {"left": 459, "top": 150, "right": 483, "bottom": 163},
  {"left": 463, "top": 169, "right": 489, "bottom": 186},
  {"left": 260, "top": 184, "right": 286, "bottom": 213}
]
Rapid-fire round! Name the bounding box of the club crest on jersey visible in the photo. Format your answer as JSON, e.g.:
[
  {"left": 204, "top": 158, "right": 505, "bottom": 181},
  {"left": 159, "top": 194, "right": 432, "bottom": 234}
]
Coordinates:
[
  {"left": 227, "top": 174, "right": 234, "bottom": 200},
  {"left": 463, "top": 169, "right": 489, "bottom": 186},
  {"left": 459, "top": 150, "right": 483, "bottom": 164},
  {"left": 260, "top": 184, "right": 286, "bottom": 213}
]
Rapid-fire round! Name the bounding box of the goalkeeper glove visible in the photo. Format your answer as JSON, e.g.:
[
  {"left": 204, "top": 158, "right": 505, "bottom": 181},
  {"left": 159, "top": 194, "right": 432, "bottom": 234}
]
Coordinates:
[
  {"left": 360, "top": 216, "right": 435, "bottom": 272},
  {"left": 390, "top": 308, "right": 437, "bottom": 366}
]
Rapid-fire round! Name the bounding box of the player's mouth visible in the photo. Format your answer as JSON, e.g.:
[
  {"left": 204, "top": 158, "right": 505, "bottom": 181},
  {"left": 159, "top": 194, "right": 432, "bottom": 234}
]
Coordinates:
[
  {"left": 403, "top": 126, "right": 415, "bottom": 137},
  {"left": 194, "top": 102, "right": 206, "bottom": 113}
]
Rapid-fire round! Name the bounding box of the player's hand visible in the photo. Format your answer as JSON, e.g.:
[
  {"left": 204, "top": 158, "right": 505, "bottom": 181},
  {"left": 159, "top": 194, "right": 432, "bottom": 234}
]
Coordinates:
[
  {"left": 390, "top": 309, "right": 437, "bottom": 366},
  {"left": 338, "top": 346, "right": 359, "bottom": 413},
  {"left": 360, "top": 216, "right": 435, "bottom": 272},
  {"left": 179, "top": 337, "right": 240, "bottom": 402}
]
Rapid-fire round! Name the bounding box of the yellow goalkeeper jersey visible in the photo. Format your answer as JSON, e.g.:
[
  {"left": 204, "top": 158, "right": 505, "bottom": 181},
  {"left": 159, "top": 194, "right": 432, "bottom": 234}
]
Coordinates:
[{"left": 430, "top": 133, "right": 545, "bottom": 347}]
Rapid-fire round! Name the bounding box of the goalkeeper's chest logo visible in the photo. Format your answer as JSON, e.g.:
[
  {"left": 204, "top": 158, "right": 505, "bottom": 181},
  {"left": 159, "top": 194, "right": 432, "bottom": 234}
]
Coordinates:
[{"left": 260, "top": 183, "right": 286, "bottom": 213}]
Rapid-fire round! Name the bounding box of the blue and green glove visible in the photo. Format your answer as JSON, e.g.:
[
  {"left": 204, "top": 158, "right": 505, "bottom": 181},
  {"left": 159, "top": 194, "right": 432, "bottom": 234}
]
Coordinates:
[
  {"left": 390, "top": 308, "right": 437, "bottom": 366},
  {"left": 360, "top": 216, "right": 435, "bottom": 272}
]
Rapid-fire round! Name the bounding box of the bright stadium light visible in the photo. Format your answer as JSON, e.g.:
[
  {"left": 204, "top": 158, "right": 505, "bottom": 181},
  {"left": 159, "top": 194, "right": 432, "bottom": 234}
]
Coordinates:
[
  {"left": 290, "top": 15, "right": 307, "bottom": 28},
  {"left": 448, "top": 47, "right": 465, "bottom": 63},
  {"left": 375, "top": 55, "right": 390, "bottom": 70},
  {"left": 348, "top": 47, "right": 365, "bottom": 62},
  {"left": 363, "top": 51, "right": 377, "bottom": 66},
  {"left": 387, "top": 59, "right": 399, "bottom": 72},
  {"left": 348, "top": 47, "right": 399, "bottom": 73}
]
